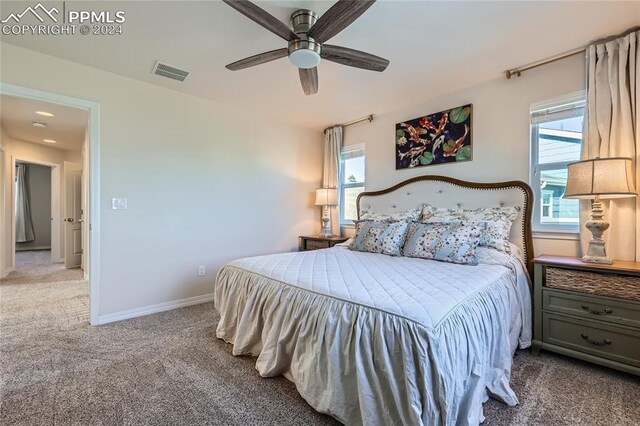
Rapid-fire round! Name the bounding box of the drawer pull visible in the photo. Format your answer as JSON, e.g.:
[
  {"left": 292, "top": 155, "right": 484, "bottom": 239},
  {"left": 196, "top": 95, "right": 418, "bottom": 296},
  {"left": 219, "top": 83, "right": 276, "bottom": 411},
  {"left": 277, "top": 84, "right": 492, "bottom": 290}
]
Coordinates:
[
  {"left": 580, "top": 334, "right": 612, "bottom": 346},
  {"left": 580, "top": 304, "right": 613, "bottom": 315}
]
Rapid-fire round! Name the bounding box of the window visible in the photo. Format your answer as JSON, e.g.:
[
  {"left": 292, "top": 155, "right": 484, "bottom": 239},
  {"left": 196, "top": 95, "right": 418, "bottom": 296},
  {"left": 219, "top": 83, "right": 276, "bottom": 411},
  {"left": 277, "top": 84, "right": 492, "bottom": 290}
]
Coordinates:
[
  {"left": 339, "top": 146, "right": 365, "bottom": 225},
  {"left": 530, "top": 93, "right": 585, "bottom": 232},
  {"left": 541, "top": 190, "right": 553, "bottom": 219}
]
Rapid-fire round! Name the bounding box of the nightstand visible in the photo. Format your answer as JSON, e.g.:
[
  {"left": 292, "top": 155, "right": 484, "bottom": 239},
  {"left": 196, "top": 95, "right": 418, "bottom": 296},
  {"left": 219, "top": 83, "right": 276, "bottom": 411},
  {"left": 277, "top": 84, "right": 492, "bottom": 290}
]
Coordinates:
[
  {"left": 299, "top": 235, "right": 349, "bottom": 251},
  {"left": 532, "top": 255, "right": 640, "bottom": 376}
]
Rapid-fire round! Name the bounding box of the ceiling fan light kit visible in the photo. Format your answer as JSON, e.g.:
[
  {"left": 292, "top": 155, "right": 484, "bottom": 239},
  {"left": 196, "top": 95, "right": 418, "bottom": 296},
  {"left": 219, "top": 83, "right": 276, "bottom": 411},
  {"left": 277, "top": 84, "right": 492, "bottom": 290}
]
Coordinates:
[
  {"left": 223, "top": 0, "right": 389, "bottom": 95},
  {"left": 288, "top": 35, "right": 322, "bottom": 69}
]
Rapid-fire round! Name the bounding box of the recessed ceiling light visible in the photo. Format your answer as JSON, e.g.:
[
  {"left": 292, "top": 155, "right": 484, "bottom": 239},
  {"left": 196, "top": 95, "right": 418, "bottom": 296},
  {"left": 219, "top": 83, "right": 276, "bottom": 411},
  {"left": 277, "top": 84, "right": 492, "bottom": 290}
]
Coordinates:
[
  {"left": 43, "top": 139, "right": 56, "bottom": 144},
  {"left": 36, "top": 111, "right": 54, "bottom": 117},
  {"left": 32, "top": 122, "right": 47, "bottom": 128}
]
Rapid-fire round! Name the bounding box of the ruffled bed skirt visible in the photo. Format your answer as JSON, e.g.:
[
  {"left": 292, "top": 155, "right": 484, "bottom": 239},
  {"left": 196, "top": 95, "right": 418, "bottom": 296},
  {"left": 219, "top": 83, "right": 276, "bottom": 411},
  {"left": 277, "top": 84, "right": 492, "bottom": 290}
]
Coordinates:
[{"left": 214, "top": 265, "right": 519, "bottom": 425}]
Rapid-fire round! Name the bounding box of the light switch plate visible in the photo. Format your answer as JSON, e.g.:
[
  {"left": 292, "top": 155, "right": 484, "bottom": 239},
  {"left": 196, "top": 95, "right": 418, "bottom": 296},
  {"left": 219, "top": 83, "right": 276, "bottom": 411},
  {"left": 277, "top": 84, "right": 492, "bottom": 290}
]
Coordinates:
[{"left": 112, "top": 198, "right": 128, "bottom": 210}]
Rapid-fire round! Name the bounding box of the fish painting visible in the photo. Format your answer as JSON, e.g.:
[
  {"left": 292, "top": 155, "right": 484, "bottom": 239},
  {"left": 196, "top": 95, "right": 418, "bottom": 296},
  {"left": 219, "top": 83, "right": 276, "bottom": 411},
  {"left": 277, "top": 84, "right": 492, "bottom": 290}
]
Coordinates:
[{"left": 395, "top": 104, "right": 472, "bottom": 169}]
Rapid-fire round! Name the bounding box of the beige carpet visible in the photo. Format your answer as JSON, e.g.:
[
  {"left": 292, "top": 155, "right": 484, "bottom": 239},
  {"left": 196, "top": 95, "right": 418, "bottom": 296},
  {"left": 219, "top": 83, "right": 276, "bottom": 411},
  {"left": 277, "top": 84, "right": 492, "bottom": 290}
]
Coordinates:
[
  {"left": 1, "top": 262, "right": 639, "bottom": 425},
  {"left": 7, "top": 250, "right": 84, "bottom": 284}
]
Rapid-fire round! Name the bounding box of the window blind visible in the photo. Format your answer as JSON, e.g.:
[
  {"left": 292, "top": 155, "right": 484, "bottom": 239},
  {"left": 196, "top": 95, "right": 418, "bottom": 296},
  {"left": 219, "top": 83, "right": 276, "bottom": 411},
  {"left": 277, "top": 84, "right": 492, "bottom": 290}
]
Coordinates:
[
  {"left": 341, "top": 146, "right": 364, "bottom": 160},
  {"left": 531, "top": 102, "right": 585, "bottom": 124},
  {"left": 530, "top": 92, "right": 586, "bottom": 125}
]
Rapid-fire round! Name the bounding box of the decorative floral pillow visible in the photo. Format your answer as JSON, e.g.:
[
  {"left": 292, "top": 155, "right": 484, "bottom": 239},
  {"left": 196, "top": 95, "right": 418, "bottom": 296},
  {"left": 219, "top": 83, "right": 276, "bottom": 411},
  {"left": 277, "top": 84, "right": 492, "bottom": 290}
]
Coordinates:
[
  {"left": 359, "top": 206, "right": 422, "bottom": 223},
  {"left": 421, "top": 205, "right": 520, "bottom": 253},
  {"left": 402, "top": 222, "right": 485, "bottom": 265},
  {"left": 350, "top": 221, "right": 409, "bottom": 256}
]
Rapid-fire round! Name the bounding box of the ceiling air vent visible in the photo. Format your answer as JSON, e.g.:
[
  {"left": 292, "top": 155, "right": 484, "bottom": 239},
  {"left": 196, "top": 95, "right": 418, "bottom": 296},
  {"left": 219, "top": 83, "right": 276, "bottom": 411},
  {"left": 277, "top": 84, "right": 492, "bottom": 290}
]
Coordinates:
[{"left": 152, "top": 61, "right": 189, "bottom": 82}]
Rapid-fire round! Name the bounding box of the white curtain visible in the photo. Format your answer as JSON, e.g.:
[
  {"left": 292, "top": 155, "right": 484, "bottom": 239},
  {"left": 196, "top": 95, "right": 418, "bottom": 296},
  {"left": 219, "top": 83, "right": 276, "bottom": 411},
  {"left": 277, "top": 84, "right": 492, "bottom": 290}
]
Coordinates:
[
  {"left": 323, "top": 126, "right": 343, "bottom": 236},
  {"left": 581, "top": 29, "right": 640, "bottom": 261},
  {"left": 15, "top": 163, "right": 35, "bottom": 243}
]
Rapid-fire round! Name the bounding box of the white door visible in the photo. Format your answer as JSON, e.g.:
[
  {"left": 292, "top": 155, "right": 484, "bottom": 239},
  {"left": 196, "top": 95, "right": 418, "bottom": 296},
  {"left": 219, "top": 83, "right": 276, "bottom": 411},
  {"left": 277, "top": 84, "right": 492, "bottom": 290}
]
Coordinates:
[{"left": 64, "top": 162, "right": 82, "bottom": 269}]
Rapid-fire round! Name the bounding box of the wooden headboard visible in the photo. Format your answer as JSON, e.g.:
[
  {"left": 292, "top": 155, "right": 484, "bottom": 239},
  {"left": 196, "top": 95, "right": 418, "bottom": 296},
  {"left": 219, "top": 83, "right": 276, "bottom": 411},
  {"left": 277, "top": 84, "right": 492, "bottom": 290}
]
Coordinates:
[{"left": 357, "top": 175, "right": 535, "bottom": 276}]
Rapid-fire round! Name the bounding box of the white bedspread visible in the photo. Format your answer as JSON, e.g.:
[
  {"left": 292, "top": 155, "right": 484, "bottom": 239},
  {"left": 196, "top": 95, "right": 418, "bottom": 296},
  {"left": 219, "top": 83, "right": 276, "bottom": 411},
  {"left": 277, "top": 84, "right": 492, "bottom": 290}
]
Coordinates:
[{"left": 214, "top": 246, "right": 531, "bottom": 425}]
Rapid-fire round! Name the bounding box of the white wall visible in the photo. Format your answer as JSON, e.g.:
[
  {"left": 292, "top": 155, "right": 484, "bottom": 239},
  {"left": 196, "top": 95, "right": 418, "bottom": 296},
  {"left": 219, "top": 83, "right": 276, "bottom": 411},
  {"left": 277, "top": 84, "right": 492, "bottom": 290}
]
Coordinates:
[
  {"left": 0, "top": 126, "right": 5, "bottom": 276},
  {"left": 343, "top": 54, "right": 586, "bottom": 257},
  {"left": 0, "top": 43, "right": 323, "bottom": 319},
  {"left": 16, "top": 162, "right": 52, "bottom": 251}
]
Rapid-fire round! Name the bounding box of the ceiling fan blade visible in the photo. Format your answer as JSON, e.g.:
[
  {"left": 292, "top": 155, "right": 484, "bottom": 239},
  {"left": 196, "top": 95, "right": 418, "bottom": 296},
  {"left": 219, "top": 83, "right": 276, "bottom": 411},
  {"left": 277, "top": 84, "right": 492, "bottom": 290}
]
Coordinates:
[
  {"left": 226, "top": 48, "right": 289, "bottom": 71},
  {"left": 307, "top": 0, "right": 376, "bottom": 43},
  {"left": 321, "top": 44, "right": 389, "bottom": 72},
  {"left": 299, "top": 68, "right": 318, "bottom": 96},
  {"left": 223, "top": 0, "right": 298, "bottom": 41}
]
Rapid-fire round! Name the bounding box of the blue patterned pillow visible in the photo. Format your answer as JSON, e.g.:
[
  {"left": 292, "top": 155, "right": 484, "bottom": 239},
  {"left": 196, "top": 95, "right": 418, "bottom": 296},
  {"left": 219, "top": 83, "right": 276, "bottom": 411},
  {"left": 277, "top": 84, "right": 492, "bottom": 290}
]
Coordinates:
[
  {"left": 402, "top": 222, "right": 485, "bottom": 265},
  {"left": 421, "top": 205, "right": 519, "bottom": 253},
  {"left": 359, "top": 206, "right": 422, "bottom": 223},
  {"left": 350, "top": 221, "right": 409, "bottom": 256}
]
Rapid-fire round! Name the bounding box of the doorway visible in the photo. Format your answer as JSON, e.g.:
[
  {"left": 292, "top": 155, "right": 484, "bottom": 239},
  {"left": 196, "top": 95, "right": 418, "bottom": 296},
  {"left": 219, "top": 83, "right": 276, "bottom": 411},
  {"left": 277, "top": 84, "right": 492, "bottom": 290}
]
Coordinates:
[
  {"left": 0, "top": 83, "right": 100, "bottom": 325},
  {"left": 14, "top": 160, "right": 56, "bottom": 267}
]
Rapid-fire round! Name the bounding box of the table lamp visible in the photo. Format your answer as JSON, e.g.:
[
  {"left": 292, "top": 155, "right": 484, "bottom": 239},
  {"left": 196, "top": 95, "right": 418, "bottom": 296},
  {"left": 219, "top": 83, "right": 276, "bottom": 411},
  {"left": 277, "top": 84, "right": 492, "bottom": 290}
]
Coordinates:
[
  {"left": 315, "top": 187, "right": 338, "bottom": 238},
  {"left": 564, "top": 157, "right": 637, "bottom": 264}
]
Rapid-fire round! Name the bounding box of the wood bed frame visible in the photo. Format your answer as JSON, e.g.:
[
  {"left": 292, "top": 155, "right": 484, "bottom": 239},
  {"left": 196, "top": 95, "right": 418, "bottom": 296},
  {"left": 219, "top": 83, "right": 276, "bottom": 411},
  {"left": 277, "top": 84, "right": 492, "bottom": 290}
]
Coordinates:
[{"left": 356, "top": 175, "right": 535, "bottom": 277}]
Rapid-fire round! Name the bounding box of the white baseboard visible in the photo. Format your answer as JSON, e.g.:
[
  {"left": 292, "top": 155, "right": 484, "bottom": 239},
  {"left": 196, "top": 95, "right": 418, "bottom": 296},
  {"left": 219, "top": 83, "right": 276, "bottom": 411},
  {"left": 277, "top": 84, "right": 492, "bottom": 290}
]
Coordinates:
[
  {"left": 96, "top": 293, "right": 214, "bottom": 325},
  {"left": 1, "top": 267, "right": 14, "bottom": 279}
]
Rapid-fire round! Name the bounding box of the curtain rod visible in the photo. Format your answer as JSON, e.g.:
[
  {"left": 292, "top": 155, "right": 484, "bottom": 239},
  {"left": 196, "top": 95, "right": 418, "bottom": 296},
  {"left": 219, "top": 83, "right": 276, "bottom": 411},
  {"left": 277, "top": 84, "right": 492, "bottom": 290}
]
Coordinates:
[
  {"left": 323, "top": 114, "right": 374, "bottom": 134},
  {"left": 506, "top": 26, "right": 640, "bottom": 80},
  {"left": 505, "top": 47, "right": 586, "bottom": 79}
]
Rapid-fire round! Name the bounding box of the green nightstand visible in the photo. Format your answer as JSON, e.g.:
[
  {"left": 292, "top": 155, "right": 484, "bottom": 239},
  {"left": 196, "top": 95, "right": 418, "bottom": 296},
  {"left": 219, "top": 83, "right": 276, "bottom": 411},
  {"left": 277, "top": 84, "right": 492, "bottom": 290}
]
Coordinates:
[{"left": 532, "top": 255, "right": 640, "bottom": 376}]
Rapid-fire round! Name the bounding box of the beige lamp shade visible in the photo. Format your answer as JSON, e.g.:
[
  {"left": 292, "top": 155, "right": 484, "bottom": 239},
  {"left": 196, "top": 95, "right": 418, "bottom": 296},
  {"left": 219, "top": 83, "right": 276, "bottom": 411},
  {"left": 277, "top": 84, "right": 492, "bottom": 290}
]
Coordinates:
[
  {"left": 564, "top": 157, "right": 637, "bottom": 199},
  {"left": 315, "top": 188, "right": 338, "bottom": 206}
]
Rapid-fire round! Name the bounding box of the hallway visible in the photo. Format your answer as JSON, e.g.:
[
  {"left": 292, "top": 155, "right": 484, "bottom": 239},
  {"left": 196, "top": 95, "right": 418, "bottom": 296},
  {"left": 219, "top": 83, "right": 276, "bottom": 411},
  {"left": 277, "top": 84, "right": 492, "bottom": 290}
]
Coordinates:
[{"left": 4, "top": 250, "right": 83, "bottom": 284}]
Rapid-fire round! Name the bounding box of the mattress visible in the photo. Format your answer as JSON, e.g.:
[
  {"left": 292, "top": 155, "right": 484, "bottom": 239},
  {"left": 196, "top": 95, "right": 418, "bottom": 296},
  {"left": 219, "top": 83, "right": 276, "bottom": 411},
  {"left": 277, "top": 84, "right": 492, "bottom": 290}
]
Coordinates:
[{"left": 214, "top": 246, "right": 531, "bottom": 425}]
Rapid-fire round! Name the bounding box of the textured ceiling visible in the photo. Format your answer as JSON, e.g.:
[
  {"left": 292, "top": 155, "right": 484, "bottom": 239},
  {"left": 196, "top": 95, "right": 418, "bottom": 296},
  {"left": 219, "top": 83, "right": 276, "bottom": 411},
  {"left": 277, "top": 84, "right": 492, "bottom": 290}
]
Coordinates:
[{"left": 1, "top": 0, "right": 638, "bottom": 130}]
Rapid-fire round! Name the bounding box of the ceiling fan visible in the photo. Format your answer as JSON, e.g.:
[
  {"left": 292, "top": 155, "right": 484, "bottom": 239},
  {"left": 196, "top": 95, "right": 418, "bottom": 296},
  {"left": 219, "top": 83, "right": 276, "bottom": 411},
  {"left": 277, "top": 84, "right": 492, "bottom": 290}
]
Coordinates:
[{"left": 223, "top": 0, "right": 389, "bottom": 96}]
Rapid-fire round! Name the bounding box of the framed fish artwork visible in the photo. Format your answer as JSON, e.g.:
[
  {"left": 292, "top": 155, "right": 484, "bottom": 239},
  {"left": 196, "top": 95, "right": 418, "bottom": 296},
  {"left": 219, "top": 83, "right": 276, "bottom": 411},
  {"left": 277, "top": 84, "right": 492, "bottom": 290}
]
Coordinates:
[{"left": 395, "top": 104, "right": 472, "bottom": 169}]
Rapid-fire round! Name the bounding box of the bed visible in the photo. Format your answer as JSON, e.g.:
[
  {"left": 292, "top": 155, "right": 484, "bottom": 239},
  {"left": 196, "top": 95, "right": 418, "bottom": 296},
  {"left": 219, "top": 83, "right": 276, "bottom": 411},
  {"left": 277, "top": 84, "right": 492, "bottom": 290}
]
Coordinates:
[{"left": 214, "top": 175, "right": 534, "bottom": 425}]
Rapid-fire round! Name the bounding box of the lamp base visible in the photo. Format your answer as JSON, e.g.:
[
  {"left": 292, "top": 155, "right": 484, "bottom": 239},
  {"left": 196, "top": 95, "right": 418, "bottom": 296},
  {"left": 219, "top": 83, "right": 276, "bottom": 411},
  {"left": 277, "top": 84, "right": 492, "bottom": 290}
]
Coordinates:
[
  {"left": 319, "top": 207, "right": 335, "bottom": 238},
  {"left": 582, "top": 240, "right": 613, "bottom": 264},
  {"left": 582, "top": 198, "right": 612, "bottom": 265},
  {"left": 582, "top": 254, "right": 613, "bottom": 264}
]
